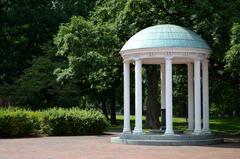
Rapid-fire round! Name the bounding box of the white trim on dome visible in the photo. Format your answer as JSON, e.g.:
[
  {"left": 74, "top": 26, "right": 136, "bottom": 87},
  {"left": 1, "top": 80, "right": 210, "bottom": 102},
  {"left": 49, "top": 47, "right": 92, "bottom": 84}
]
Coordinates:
[{"left": 120, "top": 47, "right": 211, "bottom": 63}]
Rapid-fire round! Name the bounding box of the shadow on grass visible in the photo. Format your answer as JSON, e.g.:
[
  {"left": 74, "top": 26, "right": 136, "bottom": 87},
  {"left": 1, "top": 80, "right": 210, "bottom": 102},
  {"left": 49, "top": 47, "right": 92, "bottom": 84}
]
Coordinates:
[{"left": 109, "top": 119, "right": 188, "bottom": 132}]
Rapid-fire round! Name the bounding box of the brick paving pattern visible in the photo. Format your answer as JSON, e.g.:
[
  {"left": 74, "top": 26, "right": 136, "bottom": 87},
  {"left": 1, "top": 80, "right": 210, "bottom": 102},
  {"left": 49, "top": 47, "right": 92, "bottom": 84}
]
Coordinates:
[{"left": 0, "top": 132, "right": 239, "bottom": 159}]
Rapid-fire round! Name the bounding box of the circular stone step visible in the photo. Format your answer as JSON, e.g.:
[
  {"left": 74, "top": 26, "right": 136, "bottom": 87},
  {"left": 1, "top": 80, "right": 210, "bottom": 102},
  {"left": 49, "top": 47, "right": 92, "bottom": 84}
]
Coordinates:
[
  {"left": 119, "top": 133, "right": 218, "bottom": 140},
  {"left": 111, "top": 133, "right": 224, "bottom": 146}
]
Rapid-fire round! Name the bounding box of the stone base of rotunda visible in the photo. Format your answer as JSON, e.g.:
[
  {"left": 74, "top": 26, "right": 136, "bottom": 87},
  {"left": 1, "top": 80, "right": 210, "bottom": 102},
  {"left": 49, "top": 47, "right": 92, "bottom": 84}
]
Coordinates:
[{"left": 111, "top": 132, "right": 223, "bottom": 146}]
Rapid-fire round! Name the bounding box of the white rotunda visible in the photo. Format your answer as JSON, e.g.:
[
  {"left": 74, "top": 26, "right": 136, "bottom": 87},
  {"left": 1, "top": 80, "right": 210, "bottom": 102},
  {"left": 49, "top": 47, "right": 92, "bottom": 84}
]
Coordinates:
[{"left": 111, "top": 24, "right": 223, "bottom": 145}]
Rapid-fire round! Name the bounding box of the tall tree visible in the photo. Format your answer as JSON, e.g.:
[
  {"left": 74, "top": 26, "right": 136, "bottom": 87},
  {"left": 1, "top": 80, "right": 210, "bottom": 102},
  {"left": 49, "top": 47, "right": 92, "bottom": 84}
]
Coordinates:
[
  {"left": 54, "top": 16, "right": 121, "bottom": 123},
  {"left": 222, "top": 22, "right": 240, "bottom": 116},
  {"left": 0, "top": 0, "right": 98, "bottom": 101}
]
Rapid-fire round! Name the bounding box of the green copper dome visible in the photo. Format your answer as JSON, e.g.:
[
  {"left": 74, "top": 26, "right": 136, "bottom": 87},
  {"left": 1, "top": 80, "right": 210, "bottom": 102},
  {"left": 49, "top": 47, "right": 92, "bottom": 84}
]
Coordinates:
[{"left": 121, "top": 24, "right": 210, "bottom": 51}]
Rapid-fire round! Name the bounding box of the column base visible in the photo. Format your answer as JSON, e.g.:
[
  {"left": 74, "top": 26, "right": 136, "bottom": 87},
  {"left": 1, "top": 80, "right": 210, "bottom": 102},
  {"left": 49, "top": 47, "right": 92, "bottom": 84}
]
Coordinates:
[
  {"left": 164, "top": 129, "right": 174, "bottom": 136},
  {"left": 186, "top": 128, "right": 194, "bottom": 132},
  {"left": 123, "top": 128, "right": 131, "bottom": 134},
  {"left": 133, "top": 128, "right": 143, "bottom": 134},
  {"left": 202, "top": 129, "right": 211, "bottom": 135},
  {"left": 193, "top": 129, "right": 202, "bottom": 135},
  {"left": 184, "top": 129, "right": 194, "bottom": 135}
]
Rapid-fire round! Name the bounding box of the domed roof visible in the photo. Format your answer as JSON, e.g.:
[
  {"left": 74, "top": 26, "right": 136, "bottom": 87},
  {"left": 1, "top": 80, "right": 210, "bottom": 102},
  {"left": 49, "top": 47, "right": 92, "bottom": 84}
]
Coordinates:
[{"left": 121, "top": 24, "right": 210, "bottom": 51}]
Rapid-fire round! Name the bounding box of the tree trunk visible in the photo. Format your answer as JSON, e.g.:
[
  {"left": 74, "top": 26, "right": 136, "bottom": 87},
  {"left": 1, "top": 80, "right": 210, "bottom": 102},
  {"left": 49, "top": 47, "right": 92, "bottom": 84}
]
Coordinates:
[
  {"left": 101, "top": 100, "right": 110, "bottom": 121},
  {"left": 110, "top": 86, "right": 117, "bottom": 124},
  {"left": 144, "top": 65, "right": 160, "bottom": 129}
]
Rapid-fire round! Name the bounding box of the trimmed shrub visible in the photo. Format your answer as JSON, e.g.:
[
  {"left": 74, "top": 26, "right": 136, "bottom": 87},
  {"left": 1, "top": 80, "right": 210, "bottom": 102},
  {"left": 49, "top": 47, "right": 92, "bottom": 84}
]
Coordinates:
[
  {"left": 0, "top": 107, "right": 109, "bottom": 137},
  {"left": 43, "top": 108, "right": 109, "bottom": 135},
  {"left": 0, "top": 109, "right": 42, "bottom": 137}
]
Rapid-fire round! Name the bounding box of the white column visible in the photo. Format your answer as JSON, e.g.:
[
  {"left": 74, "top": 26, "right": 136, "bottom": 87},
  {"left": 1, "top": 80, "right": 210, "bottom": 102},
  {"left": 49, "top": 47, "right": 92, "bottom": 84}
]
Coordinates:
[
  {"left": 161, "top": 64, "right": 166, "bottom": 110},
  {"left": 123, "top": 61, "right": 131, "bottom": 133},
  {"left": 193, "top": 58, "right": 202, "bottom": 134},
  {"left": 164, "top": 57, "right": 174, "bottom": 135},
  {"left": 187, "top": 63, "right": 194, "bottom": 131},
  {"left": 160, "top": 64, "right": 166, "bottom": 130},
  {"left": 202, "top": 59, "right": 210, "bottom": 134},
  {"left": 133, "top": 59, "right": 143, "bottom": 134}
]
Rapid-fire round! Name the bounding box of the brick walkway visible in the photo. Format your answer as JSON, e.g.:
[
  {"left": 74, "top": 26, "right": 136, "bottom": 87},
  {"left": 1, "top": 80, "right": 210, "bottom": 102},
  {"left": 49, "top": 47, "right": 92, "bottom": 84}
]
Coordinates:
[{"left": 0, "top": 132, "right": 239, "bottom": 159}]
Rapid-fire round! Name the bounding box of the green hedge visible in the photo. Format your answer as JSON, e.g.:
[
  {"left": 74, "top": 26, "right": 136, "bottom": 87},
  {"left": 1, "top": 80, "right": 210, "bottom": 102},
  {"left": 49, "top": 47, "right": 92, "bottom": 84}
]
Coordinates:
[
  {"left": 43, "top": 108, "right": 109, "bottom": 135},
  {"left": 0, "top": 109, "right": 42, "bottom": 137},
  {"left": 0, "top": 108, "right": 109, "bottom": 138}
]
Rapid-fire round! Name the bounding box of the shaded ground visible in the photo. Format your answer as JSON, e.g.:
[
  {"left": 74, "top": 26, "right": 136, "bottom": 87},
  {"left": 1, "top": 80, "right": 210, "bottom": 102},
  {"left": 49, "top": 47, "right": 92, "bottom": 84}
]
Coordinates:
[
  {"left": 0, "top": 132, "right": 240, "bottom": 159},
  {"left": 111, "top": 116, "right": 240, "bottom": 135}
]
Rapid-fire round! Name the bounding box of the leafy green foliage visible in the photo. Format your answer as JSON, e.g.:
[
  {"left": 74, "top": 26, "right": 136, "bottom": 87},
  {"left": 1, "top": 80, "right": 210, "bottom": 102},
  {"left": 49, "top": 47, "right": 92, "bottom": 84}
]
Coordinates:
[
  {"left": 54, "top": 16, "right": 120, "bottom": 89},
  {"left": 173, "top": 66, "right": 187, "bottom": 117},
  {"left": 0, "top": 0, "right": 240, "bottom": 120},
  {"left": 43, "top": 108, "right": 109, "bottom": 135},
  {"left": 0, "top": 107, "right": 109, "bottom": 138},
  {"left": 91, "top": 0, "right": 127, "bottom": 24},
  {"left": 0, "top": 108, "right": 42, "bottom": 137},
  {"left": 0, "top": 43, "right": 83, "bottom": 108},
  {"left": 0, "top": 0, "right": 98, "bottom": 95},
  {"left": 53, "top": 16, "right": 122, "bottom": 123},
  {"left": 225, "top": 23, "right": 240, "bottom": 76},
  {"left": 209, "top": 23, "right": 240, "bottom": 116}
]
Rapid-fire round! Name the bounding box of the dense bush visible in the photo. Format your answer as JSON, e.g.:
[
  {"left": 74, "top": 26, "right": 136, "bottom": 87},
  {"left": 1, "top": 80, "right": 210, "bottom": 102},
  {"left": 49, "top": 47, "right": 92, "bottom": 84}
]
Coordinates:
[
  {"left": 0, "top": 108, "right": 109, "bottom": 138},
  {"left": 43, "top": 108, "right": 109, "bottom": 135},
  {"left": 0, "top": 108, "right": 42, "bottom": 137}
]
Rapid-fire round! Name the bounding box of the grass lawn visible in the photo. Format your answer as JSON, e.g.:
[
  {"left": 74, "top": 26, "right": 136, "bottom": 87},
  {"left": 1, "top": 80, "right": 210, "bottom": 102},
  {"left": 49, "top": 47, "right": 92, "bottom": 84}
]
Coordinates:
[{"left": 109, "top": 115, "right": 240, "bottom": 135}]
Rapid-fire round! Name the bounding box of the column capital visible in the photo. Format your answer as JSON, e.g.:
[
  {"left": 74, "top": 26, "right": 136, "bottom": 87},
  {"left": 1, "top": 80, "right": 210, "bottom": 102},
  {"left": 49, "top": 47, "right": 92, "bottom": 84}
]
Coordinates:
[
  {"left": 133, "top": 57, "right": 142, "bottom": 62},
  {"left": 202, "top": 58, "right": 209, "bottom": 64},
  {"left": 123, "top": 59, "right": 131, "bottom": 64},
  {"left": 164, "top": 56, "right": 173, "bottom": 60},
  {"left": 194, "top": 58, "right": 202, "bottom": 62},
  {"left": 194, "top": 55, "right": 204, "bottom": 62},
  {"left": 186, "top": 62, "right": 193, "bottom": 65}
]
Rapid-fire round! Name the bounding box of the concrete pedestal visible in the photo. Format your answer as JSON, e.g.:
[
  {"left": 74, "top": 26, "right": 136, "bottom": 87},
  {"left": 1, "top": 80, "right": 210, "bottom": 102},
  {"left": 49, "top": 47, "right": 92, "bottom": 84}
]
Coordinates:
[{"left": 111, "top": 133, "right": 223, "bottom": 146}]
